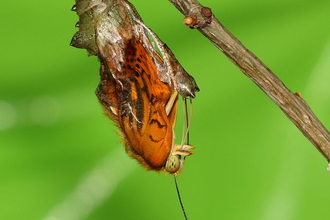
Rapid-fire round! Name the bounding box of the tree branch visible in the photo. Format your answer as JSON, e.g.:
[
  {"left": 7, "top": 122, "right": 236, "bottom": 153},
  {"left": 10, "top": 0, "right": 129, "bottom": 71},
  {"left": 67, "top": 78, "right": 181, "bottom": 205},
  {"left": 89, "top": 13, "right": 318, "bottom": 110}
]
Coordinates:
[{"left": 168, "top": 0, "right": 330, "bottom": 167}]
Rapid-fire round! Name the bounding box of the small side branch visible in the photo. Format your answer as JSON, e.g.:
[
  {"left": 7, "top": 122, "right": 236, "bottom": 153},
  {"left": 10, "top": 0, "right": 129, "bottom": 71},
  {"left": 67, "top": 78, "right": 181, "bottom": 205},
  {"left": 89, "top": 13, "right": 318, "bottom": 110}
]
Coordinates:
[{"left": 168, "top": 0, "right": 330, "bottom": 164}]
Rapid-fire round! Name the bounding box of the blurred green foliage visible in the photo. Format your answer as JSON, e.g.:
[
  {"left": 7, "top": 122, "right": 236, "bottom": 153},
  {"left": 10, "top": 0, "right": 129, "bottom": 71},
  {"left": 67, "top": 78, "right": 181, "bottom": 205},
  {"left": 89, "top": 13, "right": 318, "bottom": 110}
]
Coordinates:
[{"left": 1, "top": 0, "right": 330, "bottom": 219}]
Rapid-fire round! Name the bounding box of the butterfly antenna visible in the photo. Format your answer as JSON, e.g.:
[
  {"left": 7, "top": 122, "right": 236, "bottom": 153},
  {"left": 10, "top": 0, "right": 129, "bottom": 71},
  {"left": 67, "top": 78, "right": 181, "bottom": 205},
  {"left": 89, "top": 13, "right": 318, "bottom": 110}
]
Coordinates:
[
  {"left": 176, "top": 98, "right": 193, "bottom": 219},
  {"left": 181, "top": 98, "right": 194, "bottom": 147},
  {"left": 174, "top": 175, "right": 189, "bottom": 220},
  {"left": 184, "top": 98, "right": 190, "bottom": 144},
  {"left": 186, "top": 98, "right": 193, "bottom": 145}
]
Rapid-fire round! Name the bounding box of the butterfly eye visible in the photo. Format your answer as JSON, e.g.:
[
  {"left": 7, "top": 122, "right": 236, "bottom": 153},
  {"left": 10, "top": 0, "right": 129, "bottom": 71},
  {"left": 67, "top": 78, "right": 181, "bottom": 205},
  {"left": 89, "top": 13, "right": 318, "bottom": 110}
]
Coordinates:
[{"left": 165, "top": 155, "right": 181, "bottom": 174}]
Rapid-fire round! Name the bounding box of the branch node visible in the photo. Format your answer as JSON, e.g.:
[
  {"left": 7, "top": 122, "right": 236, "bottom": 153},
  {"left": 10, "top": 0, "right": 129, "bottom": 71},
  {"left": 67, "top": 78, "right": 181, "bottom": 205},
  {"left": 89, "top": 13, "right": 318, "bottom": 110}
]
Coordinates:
[
  {"left": 183, "top": 6, "right": 212, "bottom": 29},
  {"left": 201, "top": 7, "right": 212, "bottom": 24},
  {"left": 183, "top": 16, "right": 197, "bottom": 28}
]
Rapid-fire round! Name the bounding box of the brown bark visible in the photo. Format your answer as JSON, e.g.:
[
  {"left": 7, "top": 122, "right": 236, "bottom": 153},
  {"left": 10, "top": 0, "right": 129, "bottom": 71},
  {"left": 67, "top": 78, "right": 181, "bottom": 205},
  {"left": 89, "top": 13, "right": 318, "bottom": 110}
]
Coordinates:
[{"left": 168, "top": 0, "right": 330, "bottom": 166}]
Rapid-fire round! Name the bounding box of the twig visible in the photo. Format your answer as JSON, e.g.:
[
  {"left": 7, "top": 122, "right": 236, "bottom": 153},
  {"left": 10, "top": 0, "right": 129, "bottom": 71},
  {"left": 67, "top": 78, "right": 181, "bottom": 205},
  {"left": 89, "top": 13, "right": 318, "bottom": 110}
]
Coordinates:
[{"left": 168, "top": 0, "right": 330, "bottom": 166}]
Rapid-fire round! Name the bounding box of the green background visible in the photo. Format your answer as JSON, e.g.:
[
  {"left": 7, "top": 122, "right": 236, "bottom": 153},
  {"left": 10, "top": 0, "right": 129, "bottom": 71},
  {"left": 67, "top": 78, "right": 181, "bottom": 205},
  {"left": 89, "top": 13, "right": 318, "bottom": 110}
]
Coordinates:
[{"left": 1, "top": 0, "right": 330, "bottom": 219}]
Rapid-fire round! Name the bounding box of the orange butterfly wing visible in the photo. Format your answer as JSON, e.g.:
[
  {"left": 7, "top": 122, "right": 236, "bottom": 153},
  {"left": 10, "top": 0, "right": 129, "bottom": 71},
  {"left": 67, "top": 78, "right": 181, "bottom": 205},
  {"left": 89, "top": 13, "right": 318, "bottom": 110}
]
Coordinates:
[{"left": 97, "top": 38, "right": 178, "bottom": 171}]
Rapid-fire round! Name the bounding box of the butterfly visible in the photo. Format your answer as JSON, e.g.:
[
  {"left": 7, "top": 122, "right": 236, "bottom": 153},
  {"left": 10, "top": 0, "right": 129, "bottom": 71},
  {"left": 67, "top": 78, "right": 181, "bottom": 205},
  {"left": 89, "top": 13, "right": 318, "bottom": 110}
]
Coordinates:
[{"left": 71, "top": 0, "right": 199, "bottom": 174}]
